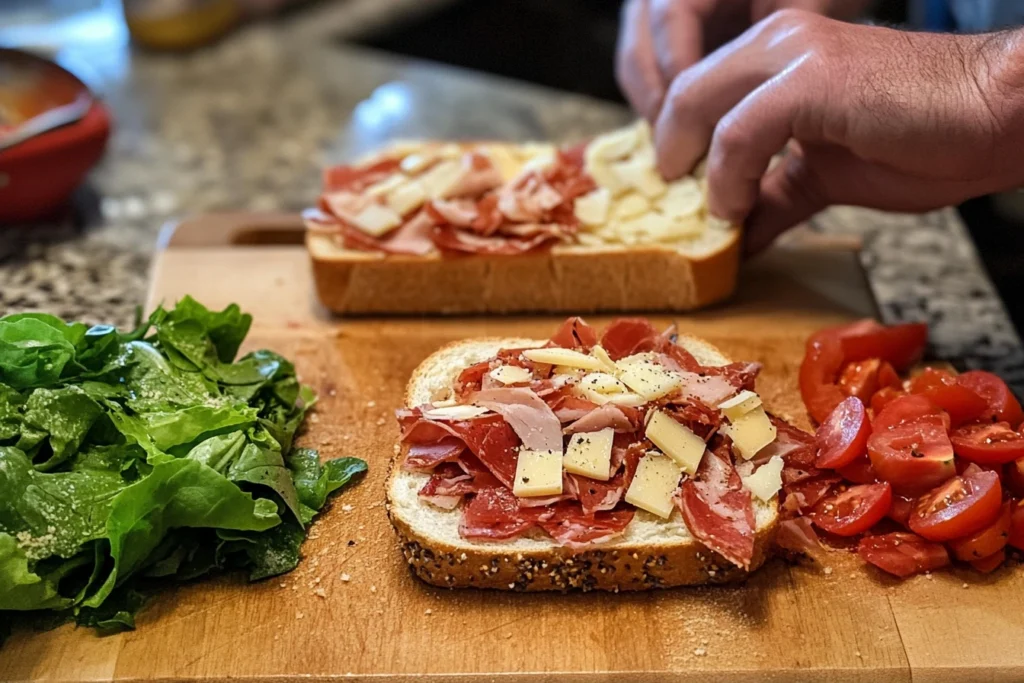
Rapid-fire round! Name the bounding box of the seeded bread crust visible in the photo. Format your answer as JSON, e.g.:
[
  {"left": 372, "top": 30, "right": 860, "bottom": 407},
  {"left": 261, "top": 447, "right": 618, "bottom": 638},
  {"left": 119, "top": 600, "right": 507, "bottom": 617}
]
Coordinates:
[{"left": 386, "top": 335, "right": 780, "bottom": 591}]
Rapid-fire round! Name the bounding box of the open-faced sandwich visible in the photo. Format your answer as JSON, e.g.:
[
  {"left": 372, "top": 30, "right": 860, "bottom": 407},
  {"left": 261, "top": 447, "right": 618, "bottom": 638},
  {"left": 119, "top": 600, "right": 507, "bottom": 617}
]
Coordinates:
[
  {"left": 387, "top": 317, "right": 810, "bottom": 591},
  {"left": 305, "top": 122, "right": 739, "bottom": 314}
]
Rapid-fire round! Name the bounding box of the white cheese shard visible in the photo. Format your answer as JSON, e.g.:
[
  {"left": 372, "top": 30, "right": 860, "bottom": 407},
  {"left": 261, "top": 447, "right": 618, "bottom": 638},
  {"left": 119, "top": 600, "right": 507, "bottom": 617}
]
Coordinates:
[
  {"left": 424, "top": 405, "right": 490, "bottom": 420},
  {"left": 717, "top": 390, "right": 762, "bottom": 422},
  {"left": 590, "top": 345, "right": 619, "bottom": 373},
  {"left": 657, "top": 178, "right": 704, "bottom": 219},
  {"left": 488, "top": 365, "right": 533, "bottom": 385},
  {"left": 400, "top": 152, "right": 436, "bottom": 174},
  {"left": 610, "top": 156, "right": 667, "bottom": 199},
  {"left": 418, "top": 159, "right": 464, "bottom": 199},
  {"left": 721, "top": 406, "right": 777, "bottom": 460},
  {"left": 573, "top": 188, "right": 611, "bottom": 227},
  {"left": 587, "top": 124, "right": 640, "bottom": 162},
  {"left": 365, "top": 173, "right": 407, "bottom": 198},
  {"left": 385, "top": 180, "right": 427, "bottom": 216},
  {"left": 350, "top": 203, "right": 403, "bottom": 236},
  {"left": 485, "top": 145, "right": 523, "bottom": 182},
  {"left": 523, "top": 347, "right": 605, "bottom": 371},
  {"left": 741, "top": 455, "right": 785, "bottom": 502},
  {"left": 645, "top": 410, "right": 706, "bottom": 475},
  {"left": 513, "top": 449, "right": 564, "bottom": 497},
  {"left": 563, "top": 428, "right": 614, "bottom": 481},
  {"left": 612, "top": 192, "right": 650, "bottom": 221},
  {"left": 625, "top": 452, "right": 683, "bottom": 518},
  {"left": 617, "top": 361, "right": 683, "bottom": 401},
  {"left": 578, "top": 372, "right": 629, "bottom": 395}
]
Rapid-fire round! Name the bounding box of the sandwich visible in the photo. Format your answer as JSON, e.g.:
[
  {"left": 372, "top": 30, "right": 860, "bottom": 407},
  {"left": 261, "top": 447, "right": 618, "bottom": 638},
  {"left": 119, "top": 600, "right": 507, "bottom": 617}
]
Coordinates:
[
  {"left": 305, "top": 121, "right": 739, "bottom": 314},
  {"left": 387, "top": 317, "right": 809, "bottom": 591}
]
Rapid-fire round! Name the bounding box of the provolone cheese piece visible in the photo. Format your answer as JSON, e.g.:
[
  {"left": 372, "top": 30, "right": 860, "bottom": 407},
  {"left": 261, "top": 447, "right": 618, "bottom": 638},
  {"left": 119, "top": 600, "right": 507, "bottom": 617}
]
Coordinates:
[
  {"left": 585, "top": 161, "right": 627, "bottom": 195},
  {"left": 351, "top": 203, "right": 403, "bottom": 236},
  {"left": 618, "top": 212, "right": 673, "bottom": 240},
  {"left": 400, "top": 152, "right": 436, "bottom": 174},
  {"left": 365, "top": 173, "right": 407, "bottom": 198},
  {"left": 721, "top": 406, "right": 777, "bottom": 460},
  {"left": 418, "top": 159, "right": 464, "bottom": 198},
  {"left": 587, "top": 125, "right": 639, "bottom": 162},
  {"left": 618, "top": 361, "right": 683, "bottom": 401},
  {"left": 485, "top": 145, "right": 523, "bottom": 182},
  {"left": 386, "top": 180, "right": 427, "bottom": 215},
  {"left": 489, "top": 365, "right": 533, "bottom": 385},
  {"left": 578, "top": 386, "right": 646, "bottom": 407},
  {"left": 718, "top": 390, "right": 762, "bottom": 421},
  {"left": 616, "top": 352, "right": 658, "bottom": 367},
  {"left": 552, "top": 366, "right": 586, "bottom": 379},
  {"left": 742, "top": 455, "right": 784, "bottom": 501},
  {"left": 613, "top": 192, "right": 649, "bottom": 220},
  {"left": 563, "top": 428, "right": 614, "bottom": 481},
  {"left": 611, "top": 156, "right": 667, "bottom": 199},
  {"left": 513, "top": 449, "right": 564, "bottom": 497},
  {"left": 625, "top": 452, "right": 683, "bottom": 518},
  {"left": 523, "top": 347, "right": 605, "bottom": 371},
  {"left": 574, "top": 188, "right": 611, "bottom": 226},
  {"left": 591, "top": 345, "right": 618, "bottom": 373},
  {"left": 658, "top": 178, "right": 703, "bottom": 219},
  {"left": 520, "top": 151, "right": 555, "bottom": 174},
  {"left": 424, "top": 404, "right": 490, "bottom": 420},
  {"left": 645, "top": 410, "right": 706, "bottom": 475},
  {"left": 579, "top": 372, "right": 628, "bottom": 395}
]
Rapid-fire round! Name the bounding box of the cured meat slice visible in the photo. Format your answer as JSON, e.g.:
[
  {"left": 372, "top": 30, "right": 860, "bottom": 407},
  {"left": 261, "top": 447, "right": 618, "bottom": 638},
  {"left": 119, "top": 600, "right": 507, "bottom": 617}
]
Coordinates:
[
  {"left": 662, "top": 400, "right": 722, "bottom": 441},
  {"left": 473, "top": 388, "right": 563, "bottom": 453},
  {"left": 775, "top": 517, "right": 823, "bottom": 555},
  {"left": 547, "top": 316, "right": 599, "bottom": 350},
  {"left": 571, "top": 442, "right": 644, "bottom": 515},
  {"left": 538, "top": 504, "right": 635, "bottom": 548},
  {"left": 677, "top": 371, "right": 738, "bottom": 407},
  {"left": 563, "top": 403, "right": 642, "bottom": 434},
  {"left": 323, "top": 157, "right": 402, "bottom": 193},
  {"left": 398, "top": 412, "right": 520, "bottom": 488},
  {"left": 404, "top": 438, "right": 465, "bottom": 472},
  {"left": 679, "top": 445, "right": 756, "bottom": 569},
  {"left": 418, "top": 463, "right": 474, "bottom": 509},
  {"left": 549, "top": 394, "right": 601, "bottom": 423},
  {"left": 459, "top": 487, "right": 538, "bottom": 540},
  {"left": 431, "top": 224, "right": 558, "bottom": 254}
]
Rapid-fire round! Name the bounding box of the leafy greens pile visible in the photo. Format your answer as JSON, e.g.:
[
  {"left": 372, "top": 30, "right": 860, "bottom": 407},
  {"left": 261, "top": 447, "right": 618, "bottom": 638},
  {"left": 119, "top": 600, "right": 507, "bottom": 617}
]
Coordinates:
[{"left": 0, "top": 297, "right": 365, "bottom": 639}]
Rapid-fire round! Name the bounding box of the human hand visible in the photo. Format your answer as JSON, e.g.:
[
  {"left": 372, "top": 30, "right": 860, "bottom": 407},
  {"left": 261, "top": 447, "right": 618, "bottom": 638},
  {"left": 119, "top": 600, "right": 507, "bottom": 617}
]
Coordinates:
[
  {"left": 650, "top": 10, "right": 1024, "bottom": 254},
  {"left": 615, "top": 0, "right": 866, "bottom": 121}
]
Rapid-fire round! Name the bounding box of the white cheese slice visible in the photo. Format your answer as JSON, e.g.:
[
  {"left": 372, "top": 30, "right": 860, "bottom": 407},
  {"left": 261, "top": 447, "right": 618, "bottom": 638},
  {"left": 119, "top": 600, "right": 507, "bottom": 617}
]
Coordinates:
[
  {"left": 424, "top": 405, "right": 490, "bottom": 420},
  {"left": 645, "top": 410, "right": 706, "bottom": 475},
  {"left": 578, "top": 372, "right": 628, "bottom": 395},
  {"left": 485, "top": 145, "right": 523, "bottom": 182},
  {"left": 513, "top": 449, "right": 564, "bottom": 497},
  {"left": 563, "top": 428, "right": 614, "bottom": 481},
  {"left": 618, "top": 212, "right": 673, "bottom": 240},
  {"left": 617, "top": 361, "right": 683, "bottom": 401},
  {"left": 587, "top": 125, "right": 640, "bottom": 162},
  {"left": 523, "top": 347, "right": 605, "bottom": 371},
  {"left": 386, "top": 180, "right": 427, "bottom": 216},
  {"left": 658, "top": 178, "right": 703, "bottom": 219},
  {"left": 351, "top": 203, "right": 403, "bottom": 236},
  {"left": 625, "top": 452, "right": 683, "bottom": 518},
  {"left": 365, "top": 173, "right": 407, "bottom": 198},
  {"left": 718, "top": 390, "right": 762, "bottom": 421},
  {"left": 552, "top": 366, "right": 586, "bottom": 380},
  {"left": 661, "top": 215, "right": 704, "bottom": 240},
  {"left": 721, "top": 406, "right": 777, "bottom": 460},
  {"left": 611, "top": 156, "right": 667, "bottom": 199},
  {"left": 741, "top": 455, "right": 785, "bottom": 502},
  {"left": 418, "top": 159, "right": 464, "bottom": 199},
  {"left": 585, "top": 161, "right": 627, "bottom": 195},
  {"left": 577, "top": 385, "right": 646, "bottom": 407},
  {"left": 612, "top": 192, "right": 650, "bottom": 221},
  {"left": 400, "top": 152, "right": 436, "bottom": 174},
  {"left": 616, "top": 352, "right": 659, "bottom": 367},
  {"left": 489, "top": 365, "right": 533, "bottom": 385},
  {"left": 438, "top": 143, "right": 463, "bottom": 159},
  {"left": 590, "top": 345, "right": 619, "bottom": 373},
  {"left": 573, "top": 188, "right": 611, "bottom": 226},
  {"left": 520, "top": 151, "right": 555, "bottom": 174}
]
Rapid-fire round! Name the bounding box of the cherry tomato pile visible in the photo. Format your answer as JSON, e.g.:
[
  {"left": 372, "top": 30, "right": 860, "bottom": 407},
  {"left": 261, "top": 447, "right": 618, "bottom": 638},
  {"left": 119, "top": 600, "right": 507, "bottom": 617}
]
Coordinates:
[{"left": 797, "top": 319, "right": 1024, "bottom": 578}]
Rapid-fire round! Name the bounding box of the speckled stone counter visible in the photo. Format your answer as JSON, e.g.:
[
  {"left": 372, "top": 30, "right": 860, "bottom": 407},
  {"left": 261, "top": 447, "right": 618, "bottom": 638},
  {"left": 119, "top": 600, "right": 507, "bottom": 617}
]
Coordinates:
[{"left": 1, "top": 7, "right": 1022, "bottom": 389}]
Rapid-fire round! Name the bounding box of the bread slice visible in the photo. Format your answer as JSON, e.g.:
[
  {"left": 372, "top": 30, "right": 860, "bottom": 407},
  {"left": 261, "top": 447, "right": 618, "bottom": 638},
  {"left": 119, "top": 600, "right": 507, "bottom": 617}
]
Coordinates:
[{"left": 386, "top": 335, "right": 778, "bottom": 591}]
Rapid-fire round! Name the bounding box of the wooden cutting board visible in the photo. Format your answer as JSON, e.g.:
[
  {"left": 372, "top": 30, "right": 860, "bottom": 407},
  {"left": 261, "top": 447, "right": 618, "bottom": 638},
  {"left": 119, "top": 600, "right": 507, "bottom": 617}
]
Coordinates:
[{"left": 5, "top": 214, "right": 1024, "bottom": 683}]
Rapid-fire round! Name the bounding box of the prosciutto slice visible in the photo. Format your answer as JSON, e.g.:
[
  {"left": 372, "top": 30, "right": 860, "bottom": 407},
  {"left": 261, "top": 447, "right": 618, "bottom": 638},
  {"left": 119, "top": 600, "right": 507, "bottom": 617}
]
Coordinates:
[
  {"left": 563, "top": 403, "right": 641, "bottom": 434},
  {"left": 323, "top": 157, "right": 402, "bottom": 193},
  {"left": 547, "top": 316, "right": 599, "bottom": 350},
  {"left": 599, "top": 319, "right": 704, "bottom": 372},
  {"left": 473, "top": 388, "right": 563, "bottom": 453},
  {"left": 404, "top": 438, "right": 465, "bottom": 472},
  {"left": 678, "top": 444, "right": 756, "bottom": 569},
  {"left": 418, "top": 463, "right": 474, "bottom": 509},
  {"left": 398, "top": 411, "right": 520, "bottom": 488},
  {"left": 538, "top": 504, "right": 635, "bottom": 549},
  {"left": 677, "top": 371, "right": 738, "bottom": 406},
  {"left": 571, "top": 441, "right": 644, "bottom": 515}
]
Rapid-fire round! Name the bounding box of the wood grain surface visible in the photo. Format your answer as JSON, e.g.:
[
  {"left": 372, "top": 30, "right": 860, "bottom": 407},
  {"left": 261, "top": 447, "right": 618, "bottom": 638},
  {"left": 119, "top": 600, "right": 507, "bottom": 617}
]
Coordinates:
[{"left": 4, "top": 215, "right": 1021, "bottom": 683}]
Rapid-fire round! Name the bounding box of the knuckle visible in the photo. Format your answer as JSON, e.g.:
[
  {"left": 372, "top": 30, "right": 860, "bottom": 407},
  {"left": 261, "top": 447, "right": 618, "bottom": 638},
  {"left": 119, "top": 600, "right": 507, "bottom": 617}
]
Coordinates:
[{"left": 711, "top": 116, "right": 750, "bottom": 162}]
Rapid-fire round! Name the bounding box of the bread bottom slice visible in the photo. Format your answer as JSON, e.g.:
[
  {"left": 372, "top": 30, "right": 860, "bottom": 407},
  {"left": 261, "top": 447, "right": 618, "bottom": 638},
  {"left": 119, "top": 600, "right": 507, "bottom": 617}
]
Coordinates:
[
  {"left": 307, "top": 228, "right": 739, "bottom": 315},
  {"left": 386, "top": 335, "right": 779, "bottom": 591}
]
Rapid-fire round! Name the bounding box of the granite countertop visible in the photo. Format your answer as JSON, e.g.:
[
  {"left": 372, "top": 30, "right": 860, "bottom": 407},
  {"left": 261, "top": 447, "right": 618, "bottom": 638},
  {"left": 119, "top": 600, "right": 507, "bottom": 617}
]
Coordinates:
[{"left": 1, "top": 3, "right": 1022, "bottom": 387}]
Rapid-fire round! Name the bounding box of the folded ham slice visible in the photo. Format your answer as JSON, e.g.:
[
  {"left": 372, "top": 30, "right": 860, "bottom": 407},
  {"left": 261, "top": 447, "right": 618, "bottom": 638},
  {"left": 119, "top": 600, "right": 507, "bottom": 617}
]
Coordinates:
[
  {"left": 473, "top": 388, "right": 563, "bottom": 453},
  {"left": 563, "top": 403, "right": 641, "bottom": 434}
]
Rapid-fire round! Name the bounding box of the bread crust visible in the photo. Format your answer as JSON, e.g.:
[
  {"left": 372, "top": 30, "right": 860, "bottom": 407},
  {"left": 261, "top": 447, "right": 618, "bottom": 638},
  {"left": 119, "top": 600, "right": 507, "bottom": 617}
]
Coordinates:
[{"left": 386, "top": 335, "right": 782, "bottom": 591}]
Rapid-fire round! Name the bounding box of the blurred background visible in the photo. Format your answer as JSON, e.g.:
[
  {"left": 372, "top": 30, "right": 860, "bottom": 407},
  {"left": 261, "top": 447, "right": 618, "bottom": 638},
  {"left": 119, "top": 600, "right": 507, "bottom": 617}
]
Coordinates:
[{"left": 1, "top": 0, "right": 1023, "bottom": 346}]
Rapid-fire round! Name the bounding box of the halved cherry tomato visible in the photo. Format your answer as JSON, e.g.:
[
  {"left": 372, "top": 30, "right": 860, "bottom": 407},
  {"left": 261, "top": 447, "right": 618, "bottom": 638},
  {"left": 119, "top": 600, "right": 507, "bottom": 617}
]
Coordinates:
[
  {"left": 908, "top": 469, "right": 1002, "bottom": 541},
  {"left": 1009, "top": 500, "right": 1024, "bottom": 551},
  {"left": 948, "top": 502, "right": 1011, "bottom": 561},
  {"left": 957, "top": 371, "right": 1024, "bottom": 428},
  {"left": 840, "top": 323, "right": 928, "bottom": 371},
  {"left": 867, "top": 416, "right": 955, "bottom": 494},
  {"left": 877, "top": 362, "right": 901, "bottom": 391},
  {"left": 783, "top": 473, "right": 842, "bottom": 514},
  {"left": 970, "top": 548, "right": 1005, "bottom": 574},
  {"left": 887, "top": 494, "right": 916, "bottom": 527},
  {"left": 872, "top": 394, "right": 947, "bottom": 433},
  {"left": 839, "top": 359, "right": 882, "bottom": 402},
  {"left": 1005, "top": 458, "right": 1024, "bottom": 497},
  {"left": 800, "top": 336, "right": 847, "bottom": 424},
  {"left": 908, "top": 368, "right": 987, "bottom": 426},
  {"left": 950, "top": 422, "right": 1024, "bottom": 465},
  {"left": 806, "top": 319, "right": 883, "bottom": 351},
  {"left": 815, "top": 397, "right": 871, "bottom": 469},
  {"left": 811, "top": 482, "right": 892, "bottom": 536},
  {"left": 837, "top": 454, "right": 879, "bottom": 484},
  {"left": 858, "top": 532, "right": 950, "bottom": 577},
  {"left": 870, "top": 387, "right": 906, "bottom": 415}
]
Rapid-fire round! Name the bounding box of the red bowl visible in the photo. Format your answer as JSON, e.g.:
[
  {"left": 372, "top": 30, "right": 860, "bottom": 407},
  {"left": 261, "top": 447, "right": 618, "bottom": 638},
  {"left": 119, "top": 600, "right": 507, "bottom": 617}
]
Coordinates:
[{"left": 0, "top": 50, "right": 112, "bottom": 223}]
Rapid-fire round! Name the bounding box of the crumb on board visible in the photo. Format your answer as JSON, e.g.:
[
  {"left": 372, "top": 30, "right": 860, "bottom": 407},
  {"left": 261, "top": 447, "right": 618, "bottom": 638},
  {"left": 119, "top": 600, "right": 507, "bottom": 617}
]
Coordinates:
[
  {"left": 342, "top": 504, "right": 354, "bottom": 512},
  {"left": 314, "top": 587, "right": 327, "bottom": 598},
  {"left": 693, "top": 648, "right": 706, "bottom": 657},
  {"left": 424, "top": 609, "right": 433, "bottom": 616},
  {"left": 296, "top": 611, "right": 304, "bottom": 620},
  {"left": 341, "top": 573, "right": 351, "bottom": 582},
  {"left": 370, "top": 585, "right": 377, "bottom": 593},
  {"left": 822, "top": 567, "right": 833, "bottom": 576},
  {"left": 367, "top": 401, "right": 376, "bottom": 408}
]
